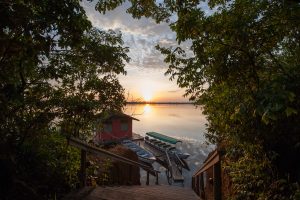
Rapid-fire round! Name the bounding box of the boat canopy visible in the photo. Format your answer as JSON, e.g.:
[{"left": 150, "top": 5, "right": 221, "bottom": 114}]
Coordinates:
[{"left": 146, "top": 132, "right": 182, "bottom": 144}]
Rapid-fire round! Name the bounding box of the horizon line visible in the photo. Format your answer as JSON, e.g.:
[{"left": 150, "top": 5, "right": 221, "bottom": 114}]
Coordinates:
[{"left": 126, "top": 101, "right": 193, "bottom": 104}]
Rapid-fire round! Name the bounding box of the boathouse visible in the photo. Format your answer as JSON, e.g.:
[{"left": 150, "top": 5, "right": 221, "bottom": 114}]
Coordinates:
[{"left": 94, "top": 112, "right": 139, "bottom": 143}]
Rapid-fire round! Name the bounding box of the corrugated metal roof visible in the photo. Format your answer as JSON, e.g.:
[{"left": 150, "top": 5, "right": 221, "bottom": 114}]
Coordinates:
[{"left": 146, "top": 132, "right": 181, "bottom": 144}]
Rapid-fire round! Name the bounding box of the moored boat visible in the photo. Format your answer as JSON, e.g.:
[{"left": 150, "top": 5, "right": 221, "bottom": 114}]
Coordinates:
[
  {"left": 122, "top": 139, "right": 156, "bottom": 164},
  {"left": 145, "top": 132, "right": 190, "bottom": 159}
]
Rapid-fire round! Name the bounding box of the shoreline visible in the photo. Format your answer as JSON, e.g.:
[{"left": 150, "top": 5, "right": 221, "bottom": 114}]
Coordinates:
[{"left": 126, "top": 102, "right": 193, "bottom": 105}]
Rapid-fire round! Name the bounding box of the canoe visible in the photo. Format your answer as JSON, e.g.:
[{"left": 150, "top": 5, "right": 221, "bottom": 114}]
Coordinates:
[
  {"left": 146, "top": 132, "right": 182, "bottom": 144},
  {"left": 145, "top": 132, "right": 190, "bottom": 160},
  {"left": 122, "top": 140, "right": 156, "bottom": 164}
]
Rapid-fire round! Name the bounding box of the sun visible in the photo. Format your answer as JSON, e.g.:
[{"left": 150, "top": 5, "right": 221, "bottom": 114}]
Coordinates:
[
  {"left": 139, "top": 80, "right": 156, "bottom": 102},
  {"left": 142, "top": 91, "right": 153, "bottom": 102}
]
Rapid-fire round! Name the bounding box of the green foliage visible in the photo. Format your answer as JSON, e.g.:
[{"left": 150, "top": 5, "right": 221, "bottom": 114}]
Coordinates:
[
  {"left": 86, "top": 156, "right": 113, "bottom": 186},
  {"left": 50, "top": 27, "right": 129, "bottom": 138},
  {"left": 100, "top": 0, "right": 300, "bottom": 198},
  {"left": 17, "top": 130, "right": 80, "bottom": 199},
  {"left": 0, "top": 0, "right": 129, "bottom": 148},
  {"left": 224, "top": 142, "right": 272, "bottom": 200},
  {"left": 94, "top": 158, "right": 113, "bottom": 185},
  {"left": 0, "top": 0, "right": 129, "bottom": 198},
  {"left": 265, "top": 179, "right": 300, "bottom": 200},
  {"left": 96, "top": 0, "right": 125, "bottom": 13}
]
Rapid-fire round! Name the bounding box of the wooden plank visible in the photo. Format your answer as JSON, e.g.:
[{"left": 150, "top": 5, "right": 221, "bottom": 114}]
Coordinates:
[
  {"left": 84, "top": 185, "right": 199, "bottom": 200},
  {"left": 193, "top": 151, "right": 220, "bottom": 176},
  {"left": 171, "top": 162, "right": 184, "bottom": 182}
]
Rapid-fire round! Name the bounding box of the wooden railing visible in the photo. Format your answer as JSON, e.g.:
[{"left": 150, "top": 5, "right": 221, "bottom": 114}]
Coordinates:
[
  {"left": 165, "top": 150, "right": 173, "bottom": 184},
  {"left": 192, "top": 150, "right": 222, "bottom": 200},
  {"left": 68, "top": 137, "right": 160, "bottom": 186}
]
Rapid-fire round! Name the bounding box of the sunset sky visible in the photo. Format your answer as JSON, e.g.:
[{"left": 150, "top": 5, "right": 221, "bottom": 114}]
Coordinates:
[{"left": 82, "top": 1, "right": 211, "bottom": 102}]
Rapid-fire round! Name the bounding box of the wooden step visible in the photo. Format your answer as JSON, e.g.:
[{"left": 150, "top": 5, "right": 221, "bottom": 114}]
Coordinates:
[{"left": 84, "top": 185, "right": 199, "bottom": 200}]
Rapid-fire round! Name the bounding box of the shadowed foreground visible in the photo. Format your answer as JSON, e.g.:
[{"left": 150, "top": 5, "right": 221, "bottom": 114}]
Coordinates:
[{"left": 65, "top": 185, "right": 198, "bottom": 200}]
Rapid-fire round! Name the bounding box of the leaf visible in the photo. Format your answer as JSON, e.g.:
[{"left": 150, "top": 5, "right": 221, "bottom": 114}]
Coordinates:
[
  {"left": 287, "top": 92, "right": 296, "bottom": 102},
  {"left": 261, "top": 111, "right": 270, "bottom": 125},
  {"left": 285, "top": 107, "right": 297, "bottom": 117}
]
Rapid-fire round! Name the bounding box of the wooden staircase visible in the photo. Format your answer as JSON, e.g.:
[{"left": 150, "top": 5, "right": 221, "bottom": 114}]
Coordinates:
[
  {"left": 66, "top": 185, "right": 199, "bottom": 200},
  {"left": 66, "top": 137, "right": 199, "bottom": 200}
]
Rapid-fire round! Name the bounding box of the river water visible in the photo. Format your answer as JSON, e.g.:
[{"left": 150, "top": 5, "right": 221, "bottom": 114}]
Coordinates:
[
  {"left": 124, "top": 104, "right": 214, "bottom": 187},
  {"left": 124, "top": 104, "right": 207, "bottom": 142}
]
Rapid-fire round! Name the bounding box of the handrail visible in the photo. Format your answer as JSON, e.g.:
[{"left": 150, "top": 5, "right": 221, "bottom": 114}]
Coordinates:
[
  {"left": 165, "top": 150, "right": 173, "bottom": 184},
  {"left": 174, "top": 152, "right": 185, "bottom": 167},
  {"left": 165, "top": 150, "right": 172, "bottom": 175},
  {"left": 68, "top": 137, "right": 160, "bottom": 175},
  {"left": 193, "top": 150, "right": 219, "bottom": 177}
]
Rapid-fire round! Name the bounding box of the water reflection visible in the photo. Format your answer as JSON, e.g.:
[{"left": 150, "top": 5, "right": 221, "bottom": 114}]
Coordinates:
[
  {"left": 125, "top": 104, "right": 207, "bottom": 142},
  {"left": 143, "top": 104, "right": 151, "bottom": 114},
  {"left": 127, "top": 104, "right": 213, "bottom": 187}
]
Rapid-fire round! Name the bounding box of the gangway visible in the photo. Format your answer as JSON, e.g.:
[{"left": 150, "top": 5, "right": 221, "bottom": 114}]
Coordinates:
[
  {"left": 165, "top": 150, "right": 184, "bottom": 185},
  {"left": 138, "top": 138, "right": 190, "bottom": 185}
]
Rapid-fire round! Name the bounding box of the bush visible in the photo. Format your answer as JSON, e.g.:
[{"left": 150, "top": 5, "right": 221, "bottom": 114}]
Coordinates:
[{"left": 16, "top": 130, "right": 80, "bottom": 199}]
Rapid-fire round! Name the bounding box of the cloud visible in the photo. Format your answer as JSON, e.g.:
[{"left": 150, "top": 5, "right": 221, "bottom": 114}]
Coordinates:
[
  {"left": 168, "top": 89, "right": 181, "bottom": 93},
  {"left": 81, "top": 0, "right": 178, "bottom": 70},
  {"left": 81, "top": 1, "right": 210, "bottom": 102},
  {"left": 82, "top": 1, "right": 174, "bottom": 37},
  {"left": 81, "top": 0, "right": 199, "bottom": 71}
]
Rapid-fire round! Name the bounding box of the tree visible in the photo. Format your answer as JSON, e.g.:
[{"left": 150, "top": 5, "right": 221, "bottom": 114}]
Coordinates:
[
  {"left": 49, "top": 28, "right": 129, "bottom": 138},
  {"left": 98, "top": 0, "right": 300, "bottom": 198},
  {"left": 0, "top": 0, "right": 129, "bottom": 198}
]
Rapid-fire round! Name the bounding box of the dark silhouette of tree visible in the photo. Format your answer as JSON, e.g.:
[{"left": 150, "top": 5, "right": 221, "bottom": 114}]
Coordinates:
[{"left": 0, "top": 1, "right": 129, "bottom": 198}]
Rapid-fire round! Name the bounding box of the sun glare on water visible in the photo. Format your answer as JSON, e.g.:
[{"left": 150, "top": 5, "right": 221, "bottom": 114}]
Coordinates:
[{"left": 143, "top": 104, "right": 152, "bottom": 114}]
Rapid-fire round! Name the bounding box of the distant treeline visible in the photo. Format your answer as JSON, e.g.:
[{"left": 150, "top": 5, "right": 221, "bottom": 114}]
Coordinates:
[{"left": 126, "top": 101, "right": 193, "bottom": 105}]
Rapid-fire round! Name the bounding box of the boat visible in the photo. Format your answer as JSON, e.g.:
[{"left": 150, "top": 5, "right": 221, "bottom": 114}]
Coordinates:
[
  {"left": 122, "top": 139, "right": 156, "bottom": 164},
  {"left": 145, "top": 132, "right": 190, "bottom": 159}
]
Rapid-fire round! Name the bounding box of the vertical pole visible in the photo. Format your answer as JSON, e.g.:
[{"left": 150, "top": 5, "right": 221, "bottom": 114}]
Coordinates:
[
  {"left": 192, "top": 177, "right": 195, "bottom": 191},
  {"left": 155, "top": 172, "right": 159, "bottom": 185},
  {"left": 200, "top": 173, "right": 205, "bottom": 199},
  {"left": 146, "top": 171, "right": 149, "bottom": 185},
  {"left": 128, "top": 165, "right": 132, "bottom": 185},
  {"left": 213, "top": 162, "right": 222, "bottom": 200},
  {"left": 196, "top": 176, "right": 199, "bottom": 195},
  {"left": 80, "top": 150, "right": 87, "bottom": 187}
]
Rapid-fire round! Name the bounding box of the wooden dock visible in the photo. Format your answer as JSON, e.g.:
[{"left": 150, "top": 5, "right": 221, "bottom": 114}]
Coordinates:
[
  {"left": 139, "top": 141, "right": 185, "bottom": 184},
  {"left": 80, "top": 185, "right": 198, "bottom": 200},
  {"left": 171, "top": 161, "right": 184, "bottom": 182}
]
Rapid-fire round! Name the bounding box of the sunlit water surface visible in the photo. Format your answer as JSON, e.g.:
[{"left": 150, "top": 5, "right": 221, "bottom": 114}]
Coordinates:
[
  {"left": 124, "top": 104, "right": 207, "bottom": 142},
  {"left": 124, "top": 104, "right": 214, "bottom": 187}
]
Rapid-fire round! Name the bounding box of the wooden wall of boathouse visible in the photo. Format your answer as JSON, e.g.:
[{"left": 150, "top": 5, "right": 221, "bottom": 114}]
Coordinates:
[{"left": 94, "top": 113, "right": 139, "bottom": 143}]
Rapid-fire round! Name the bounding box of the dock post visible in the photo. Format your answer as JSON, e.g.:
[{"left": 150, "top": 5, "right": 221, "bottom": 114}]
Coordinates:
[
  {"left": 80, "top": 149, "right": 87, "bottom": 187},
  {"left": 146, "top": 171, "right": 150, "bottom": 185},
  {"left": 213, "top": 162, "right": 222, "bottom": 200},
  {"left": 155, "top": 172, "right": 159, "bottom": 185},
  {"left": 199, "top": 173, "right": 205, "bottom": 198}
]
